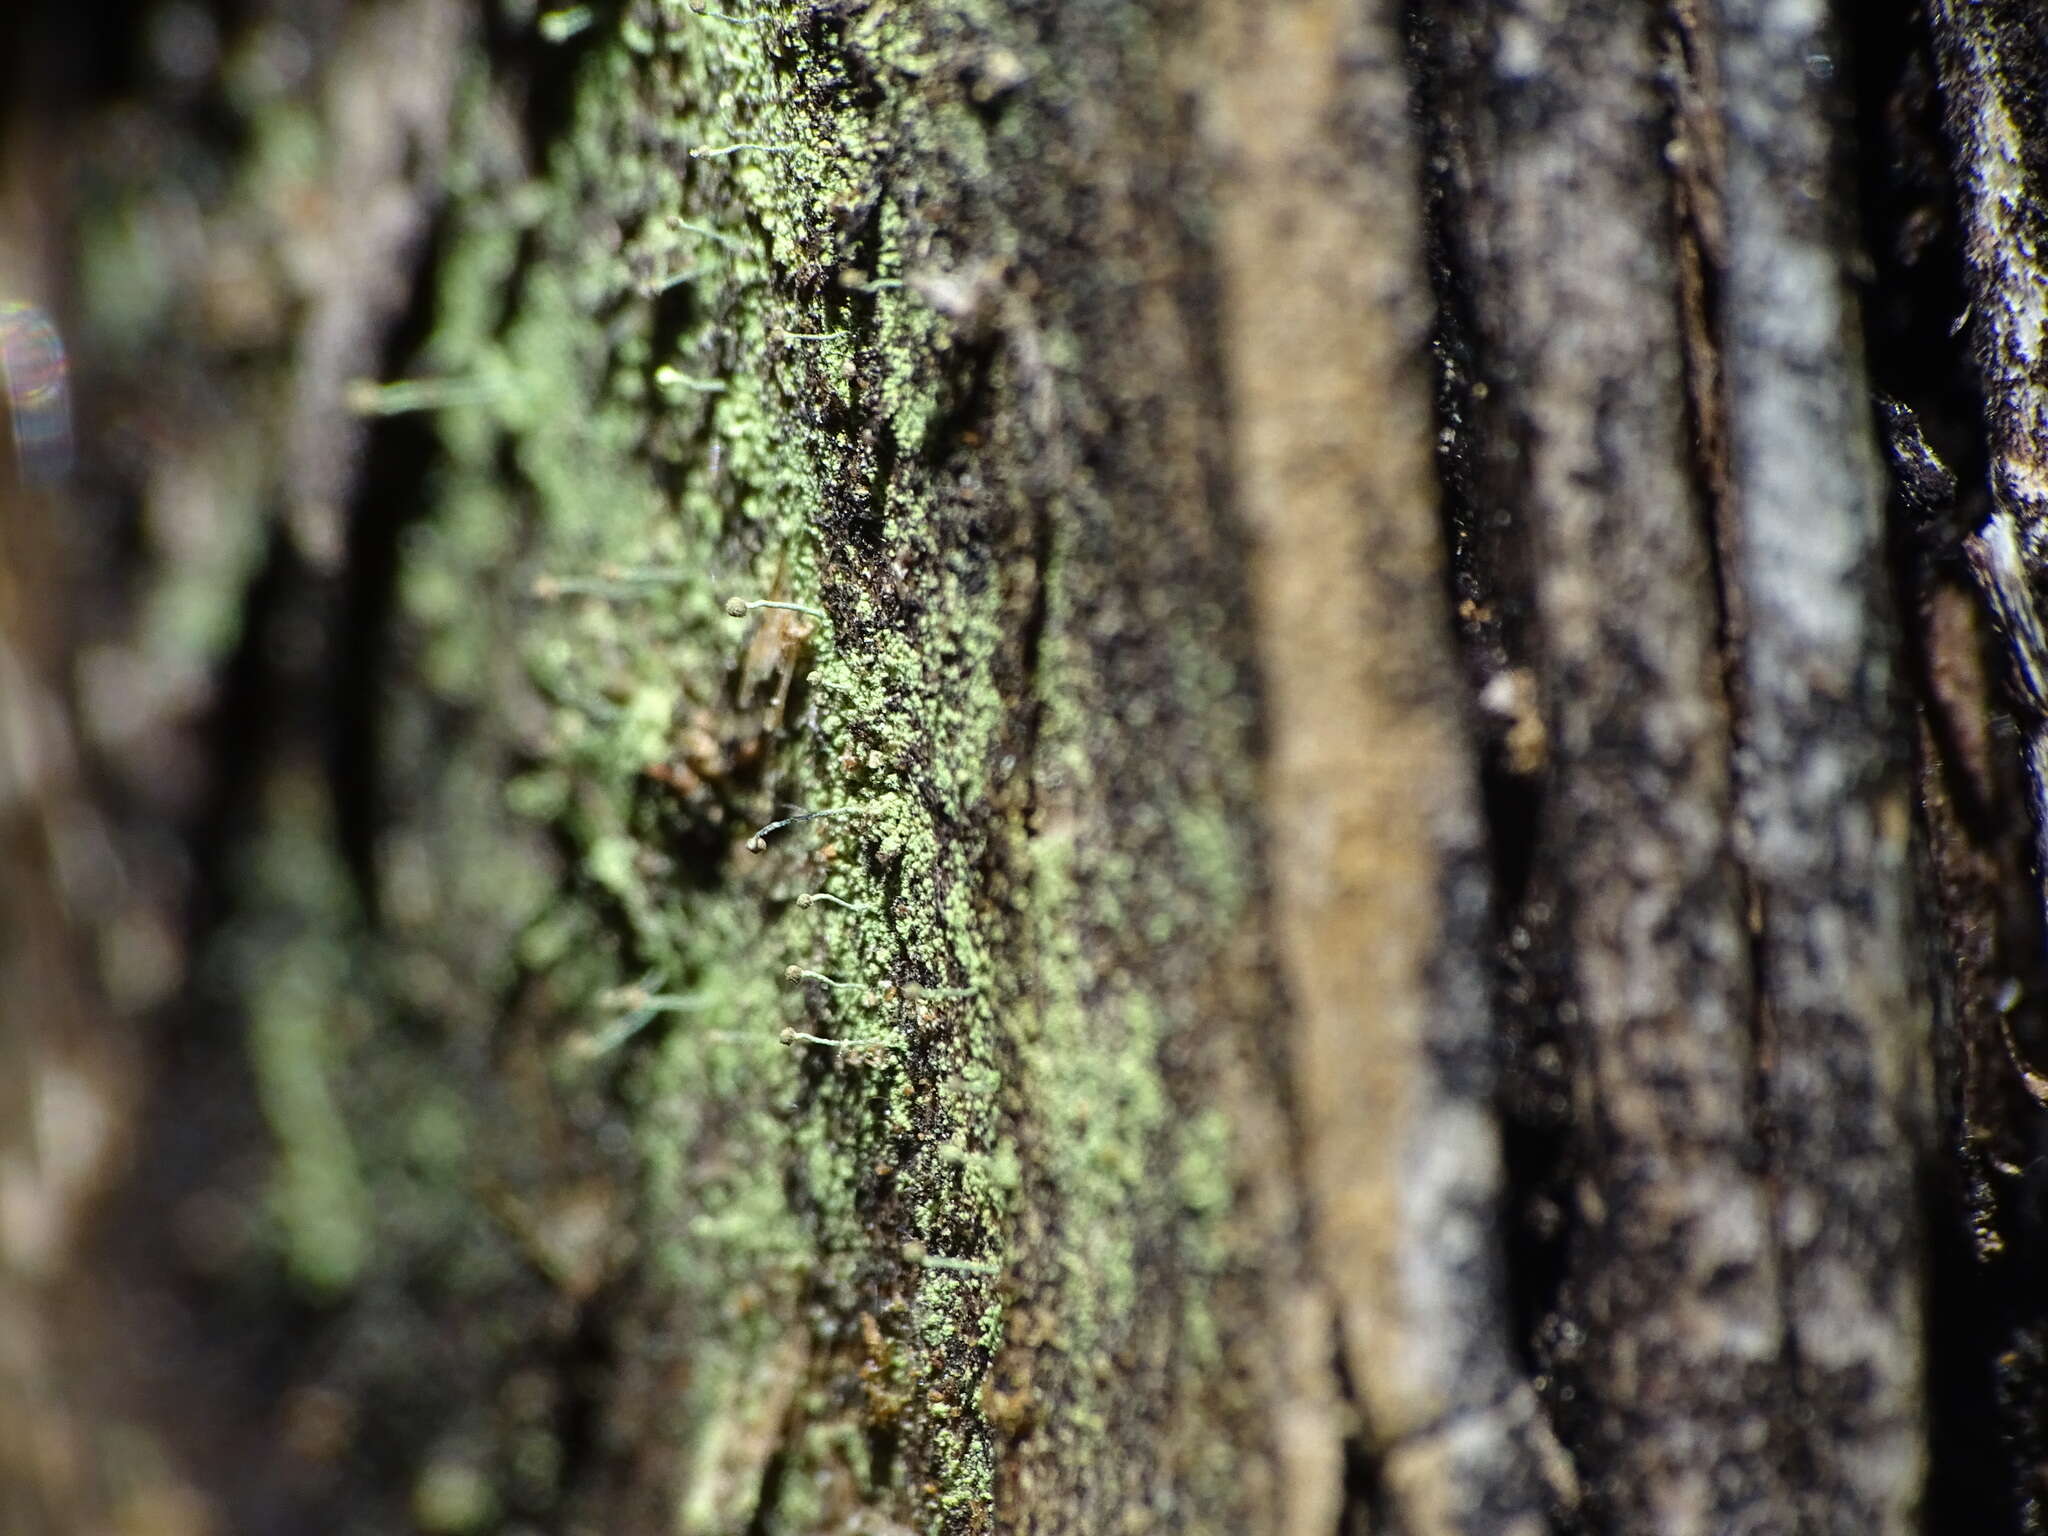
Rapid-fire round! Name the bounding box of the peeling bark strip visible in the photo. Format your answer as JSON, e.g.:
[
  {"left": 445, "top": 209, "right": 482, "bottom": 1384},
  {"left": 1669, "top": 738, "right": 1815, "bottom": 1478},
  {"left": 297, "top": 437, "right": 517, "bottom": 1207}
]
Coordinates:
[
  {"left": 1705, "top": 1, "right": 1926, "bottom": 1528},
  {"left": 1426, "top": 1, "right": 1793, "bottom": 1528},
  {"left": 1206, "top": 4, "right": 1560, "bottom": 1532},
  {"left": 1930, "top": 5, "right": 2048, "bottom": 935}
]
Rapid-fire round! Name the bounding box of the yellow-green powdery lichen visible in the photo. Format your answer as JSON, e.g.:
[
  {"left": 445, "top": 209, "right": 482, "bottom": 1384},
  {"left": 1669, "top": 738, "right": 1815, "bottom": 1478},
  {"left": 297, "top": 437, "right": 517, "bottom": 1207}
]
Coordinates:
[{"left": 374, "top": 0, "right": 1293, "bottom": 1527}]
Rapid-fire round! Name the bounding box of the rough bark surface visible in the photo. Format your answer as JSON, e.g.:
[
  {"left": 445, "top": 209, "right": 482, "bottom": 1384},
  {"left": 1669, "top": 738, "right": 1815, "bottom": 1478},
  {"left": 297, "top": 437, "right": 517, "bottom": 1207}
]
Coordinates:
[
  {"left": 1711, "top": 3, "right": 1926, "bottom": 1528},
  {"left": 1419, "top": 4, "right": 1793, "bottom": 1528},
  {"left": 1208, "top": 6, "right": 1560, "bottom": 1534},
  {"left": 9, "top": 2, "right": 2048, "bottom": 1535}
]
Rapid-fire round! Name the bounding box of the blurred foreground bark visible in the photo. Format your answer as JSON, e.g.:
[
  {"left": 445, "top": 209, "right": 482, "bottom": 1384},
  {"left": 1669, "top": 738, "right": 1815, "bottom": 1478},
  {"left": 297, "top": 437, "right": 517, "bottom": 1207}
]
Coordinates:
[{"left": 6, "top": 2, "right": 2048, "bottom": 1534}]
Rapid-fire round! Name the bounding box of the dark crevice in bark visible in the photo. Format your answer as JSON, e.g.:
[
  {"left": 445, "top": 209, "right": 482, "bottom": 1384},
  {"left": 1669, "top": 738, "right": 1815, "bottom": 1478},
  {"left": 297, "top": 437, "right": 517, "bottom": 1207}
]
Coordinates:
[
  {"left": 104, "top": 526, "right": 389, "bottom": 1527},
  {"left": 1857, "top": 6, "right": 1986, "bottom": 473},
  {"left": 328, "top": 213, "right": 455, "bottom": 926},
  {"left": 1662, "top": 5, "right": 1735, "bottom": 668},
  {"left": 1325, "top": 1321, "right": 1388, "bottom": 1536},
  {"left": 1405, "top": 4, "right": 1578, "bottom": 1470},
  {"left": 485, "top": 0, "right": 611, "bottom": 182},
  {"left": 1858, "top": 4, "right": 2048, "bottom": 1530},
  {"left": 183, "top": 515, "right": 301, "bottom": 1002},
  {"left": 1925, "top": 1178, "right": 2027, "bottom": 1535}
]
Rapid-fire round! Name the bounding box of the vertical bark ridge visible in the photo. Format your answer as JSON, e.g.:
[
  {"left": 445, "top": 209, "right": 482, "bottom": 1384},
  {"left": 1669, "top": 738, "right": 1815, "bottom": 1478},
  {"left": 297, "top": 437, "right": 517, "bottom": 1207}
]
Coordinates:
[
  {"left": 1207, "top": 3, "right": 1564, "bottom": 1532},
  {"left": 1703, "top": 2, "right": 1929, "bottom": 1529},
  {"left": 1423, "top": 3, "right": 1796, "bottom": 1528},
  {"left": 1703, "top": 6, "right": 1925, "bottom": 1531}
]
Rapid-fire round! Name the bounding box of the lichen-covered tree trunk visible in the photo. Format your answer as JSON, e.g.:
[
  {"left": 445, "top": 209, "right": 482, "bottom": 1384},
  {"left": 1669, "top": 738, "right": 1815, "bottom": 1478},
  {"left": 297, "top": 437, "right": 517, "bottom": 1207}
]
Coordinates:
[{"left": 11, "top": 1, "right": 2048, "bottom": 1534}]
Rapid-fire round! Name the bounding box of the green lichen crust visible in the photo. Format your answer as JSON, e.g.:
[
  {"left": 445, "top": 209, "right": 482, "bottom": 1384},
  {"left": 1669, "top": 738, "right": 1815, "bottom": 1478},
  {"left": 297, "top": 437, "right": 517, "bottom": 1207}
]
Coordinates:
[{"left": 401, "top": 0, "right": 1312, "bottom": 1528}]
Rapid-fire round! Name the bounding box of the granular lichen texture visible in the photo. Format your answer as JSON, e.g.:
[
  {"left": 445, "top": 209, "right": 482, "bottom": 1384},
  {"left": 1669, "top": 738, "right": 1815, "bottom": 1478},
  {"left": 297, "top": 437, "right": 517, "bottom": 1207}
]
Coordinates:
[{"left": 395, "top": 0, "right": 1344, "bottom": 1528}]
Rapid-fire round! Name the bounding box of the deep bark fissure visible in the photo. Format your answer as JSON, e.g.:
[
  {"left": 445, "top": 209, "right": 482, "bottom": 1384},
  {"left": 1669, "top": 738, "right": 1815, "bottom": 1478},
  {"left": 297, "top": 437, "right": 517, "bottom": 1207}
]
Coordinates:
[
  {"left": 1405, "top": 4, "right": 1579, "bottom": 1474},
  {"left": 330, "top": 225, "right": 457, "bottom": 924},
  {"left": 1852, "top": 10, "right": 2037, "bottom": 1534}
]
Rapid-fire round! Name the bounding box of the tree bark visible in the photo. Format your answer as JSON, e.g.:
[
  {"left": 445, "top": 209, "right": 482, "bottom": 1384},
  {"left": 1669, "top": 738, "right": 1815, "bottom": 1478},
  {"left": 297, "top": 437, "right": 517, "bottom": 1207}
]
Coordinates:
[{"left": 8, "top": 2, "right": 2048, "bottom": 1534}]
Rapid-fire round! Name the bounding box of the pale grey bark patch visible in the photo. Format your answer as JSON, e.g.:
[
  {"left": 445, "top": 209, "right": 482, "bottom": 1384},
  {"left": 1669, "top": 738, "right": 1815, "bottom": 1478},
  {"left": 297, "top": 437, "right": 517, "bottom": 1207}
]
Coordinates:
[
  {"left": 1709, "top": 2, "right": 1928, "bottom": 1531},
  {"left": 1417, "top": 2, "right": 1798, "bottom": 1529}
]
